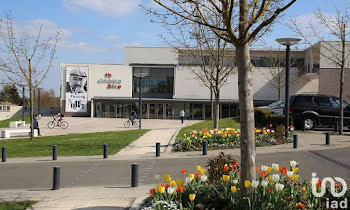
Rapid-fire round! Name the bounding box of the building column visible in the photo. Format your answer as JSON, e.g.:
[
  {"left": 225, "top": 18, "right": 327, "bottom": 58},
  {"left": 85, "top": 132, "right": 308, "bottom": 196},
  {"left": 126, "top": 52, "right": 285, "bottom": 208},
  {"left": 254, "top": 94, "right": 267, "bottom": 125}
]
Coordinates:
[
  {"left": 202, "top": 104, "right": 205, "bottom": 120},
  {"left": 163, "top": 104, "right": 166, "bottom": 119},
  {"left": 91, "top": 99, "right": 94, "bottom": 118},
  {"left": 192, "top": 103, "right": 194, "bottom": 120},
  {"left": 220, "top": 104, "right": 222, "bottom": 119},
  {"left": 146, "top": 103, "right": 150, "bottom": 119},
  {"left": 155, "top": 104, "right": 159, "bottom": 119}
]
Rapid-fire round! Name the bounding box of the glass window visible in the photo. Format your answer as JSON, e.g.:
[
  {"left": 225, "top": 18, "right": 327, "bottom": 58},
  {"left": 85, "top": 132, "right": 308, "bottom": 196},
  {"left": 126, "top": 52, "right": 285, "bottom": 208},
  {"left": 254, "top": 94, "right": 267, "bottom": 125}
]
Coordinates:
[
  {"left": 7, "top": 106, "right": 10, "bottom": 112},
  {"left": 316, "top": 97, "right": 331, "bottom": 106},
  {"left": 0, "top": 106, "right": 2, "bottom": 112},
  {"left": 205, "top": 104, "right": 212, "bottom": 119},
  {"left": 293, "top": 96, "right": 313, "bottom": 105},
  {"left": 132, "top": 67, "right": 174, "bottom": 99}
]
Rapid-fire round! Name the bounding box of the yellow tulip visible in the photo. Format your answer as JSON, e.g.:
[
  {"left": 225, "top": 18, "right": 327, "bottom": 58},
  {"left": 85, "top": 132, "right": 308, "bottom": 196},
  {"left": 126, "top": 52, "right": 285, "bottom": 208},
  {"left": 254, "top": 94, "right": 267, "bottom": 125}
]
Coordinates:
[
  {"left": 231, "top": 186, "right": 238, "bottom": 193},
  {"left": 292, "top": 174, "right": 299, "bottom": 182},
  {"left": 164, "top": 174, "right": 171, "bottom": 183},
  {"left": 223, "top": 175, "right": 230, "bottom": 182},
  {"left": 267, "top": 167, "right": 272, "bottom": 173},
  {"left": 200, "top": 168, "right": 206, "bottom": 175},
  {"left": 196, "top": 165, "right": 202, "bottom": 171},
  {"left": 292, "top": 167, "right": 299, "bottom": 173},
  {"left": 244, "top": 180, "right": 251, "bottom": 188},
  {"left": 189, "top": 174, "right": 195, "bottom": 179},
  {"left": 156, "top": 185, "right": 165, "bottom": 194},
  {"left": 170, "top": 180, "right": 176, "bottom": 187},
  {"left": 176, "top": 179, "right": 183, "bottom": 186},
  {"left": 269, "top": 175, "right": 272, "bottom": 182},
  {"left": 189, "top": 193, "right": 196, "bottom": 201}
]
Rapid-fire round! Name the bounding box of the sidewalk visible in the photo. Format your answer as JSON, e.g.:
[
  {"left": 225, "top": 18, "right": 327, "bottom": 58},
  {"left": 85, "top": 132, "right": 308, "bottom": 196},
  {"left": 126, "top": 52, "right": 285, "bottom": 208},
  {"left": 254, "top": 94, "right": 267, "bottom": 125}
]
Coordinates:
[{"left": 1, "top": 129, "right": 349, "bottom": 210}]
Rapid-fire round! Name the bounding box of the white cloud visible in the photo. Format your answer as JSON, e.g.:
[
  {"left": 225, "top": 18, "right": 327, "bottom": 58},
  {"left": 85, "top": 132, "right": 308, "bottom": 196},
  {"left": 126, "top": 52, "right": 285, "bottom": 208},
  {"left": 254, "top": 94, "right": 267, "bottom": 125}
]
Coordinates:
[
  {"left": 112, "top": 42, "right": 143, "bottom": 49},
  {"left": 99, "top": 34, "right": 121, "bottom": 40},
  {"left": 63, "top": 0, "right": 141, "bottom": 17}
]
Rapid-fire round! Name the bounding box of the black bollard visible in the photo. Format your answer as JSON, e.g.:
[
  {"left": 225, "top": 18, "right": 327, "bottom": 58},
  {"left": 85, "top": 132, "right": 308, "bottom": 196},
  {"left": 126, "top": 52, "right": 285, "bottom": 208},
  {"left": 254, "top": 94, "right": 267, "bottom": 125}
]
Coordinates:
[
  {"left": 203, "top": 140, "right": 208, "bottom": 155},
  {"left": 326, "top": 132, "right": 330, "bottom": 145},
  {"left": 156, "top": 142, "right": 160, "bottom": 157},
  {"left": 131, "top": 163, "right": 138, "bottom": 187},
  {"left": 2, "top": 147, "right": 6, "bottom": 162},
  {"left": 334, "top": 121, "right": 339, "bottom": 133},
  {"left": 103, "top": 143, "right": 108, "bottom": 159},
  {"left": 52, "top": 166, "right": 60, "bottom": 190},
  {"left": 53, "top": 145, "right": 57, "bottom": 160},
  {"left": 293, "top": 135, "right": 298, "bottom": 148}
]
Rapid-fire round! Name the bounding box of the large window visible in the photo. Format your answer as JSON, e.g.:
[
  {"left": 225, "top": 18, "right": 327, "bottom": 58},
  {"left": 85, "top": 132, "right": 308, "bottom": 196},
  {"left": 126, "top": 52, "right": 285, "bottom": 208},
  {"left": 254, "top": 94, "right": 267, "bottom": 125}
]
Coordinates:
[{"left": 133, "top": 67, "right": 174, "bottom": 98}]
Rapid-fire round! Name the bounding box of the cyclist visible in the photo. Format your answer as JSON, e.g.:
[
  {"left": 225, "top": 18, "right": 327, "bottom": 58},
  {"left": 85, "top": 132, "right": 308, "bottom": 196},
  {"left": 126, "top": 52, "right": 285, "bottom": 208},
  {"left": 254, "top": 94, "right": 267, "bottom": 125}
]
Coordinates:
[
  {"left": 54, "top": 111, "right": 64, "bottom": 126},
  {"left": 129, "top": 109, "right": 137, "bottom": 125}
]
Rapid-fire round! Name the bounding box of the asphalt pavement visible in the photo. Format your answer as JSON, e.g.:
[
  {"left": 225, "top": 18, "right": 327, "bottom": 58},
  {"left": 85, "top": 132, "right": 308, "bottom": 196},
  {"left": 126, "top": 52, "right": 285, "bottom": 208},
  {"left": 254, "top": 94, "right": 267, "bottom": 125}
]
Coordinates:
[{"left": 1, "top": 146, "right": 349, "bottom": 191}]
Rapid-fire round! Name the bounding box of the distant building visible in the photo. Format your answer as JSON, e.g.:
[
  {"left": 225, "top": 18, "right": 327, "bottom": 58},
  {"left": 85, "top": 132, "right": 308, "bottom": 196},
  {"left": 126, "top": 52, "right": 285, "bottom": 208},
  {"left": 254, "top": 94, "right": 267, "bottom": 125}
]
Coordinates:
[{"left": 60, "top": 42, "right": 350, "bottom": 119}]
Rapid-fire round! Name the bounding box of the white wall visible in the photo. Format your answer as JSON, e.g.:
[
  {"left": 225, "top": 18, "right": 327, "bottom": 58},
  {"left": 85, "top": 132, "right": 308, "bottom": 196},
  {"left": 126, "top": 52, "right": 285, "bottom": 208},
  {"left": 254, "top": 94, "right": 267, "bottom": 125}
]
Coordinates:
[
  {"left": 174, "top": 66, "right": 319, "bottom": 101},
  {"left": 319, "top": 41, "right": 350, "bottom": 69},
  {"left": 125, "top": 47, "right": 178, "bottom": 65}
]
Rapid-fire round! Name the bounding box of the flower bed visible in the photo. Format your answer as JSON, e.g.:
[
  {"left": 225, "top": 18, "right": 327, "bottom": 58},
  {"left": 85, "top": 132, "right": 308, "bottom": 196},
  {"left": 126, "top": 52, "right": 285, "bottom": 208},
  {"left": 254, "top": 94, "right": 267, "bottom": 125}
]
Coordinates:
[
  {"left": 142, "top": 155, "right": 350, "bottom": 209},
  {"left": 173, "top": 125, "right": 294, "bottom": 152}
]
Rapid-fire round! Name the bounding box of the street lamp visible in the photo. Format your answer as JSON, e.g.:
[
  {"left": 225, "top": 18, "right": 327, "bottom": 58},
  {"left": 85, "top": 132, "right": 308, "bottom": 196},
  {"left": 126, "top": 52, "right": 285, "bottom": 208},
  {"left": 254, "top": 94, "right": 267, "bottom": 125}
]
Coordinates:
[
  {"left": 134, "top": 72, "right": 148, "bottom": 129},
  {"left": 275, "top": 38, "right": 301, "bottom": 139}
]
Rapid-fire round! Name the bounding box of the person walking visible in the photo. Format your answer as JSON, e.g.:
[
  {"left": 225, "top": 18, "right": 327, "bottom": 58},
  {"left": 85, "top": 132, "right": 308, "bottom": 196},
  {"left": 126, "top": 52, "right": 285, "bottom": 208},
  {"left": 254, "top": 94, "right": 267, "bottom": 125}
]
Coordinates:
[{"left": 180, "top": 109, "right": 185, "bottom": 124}]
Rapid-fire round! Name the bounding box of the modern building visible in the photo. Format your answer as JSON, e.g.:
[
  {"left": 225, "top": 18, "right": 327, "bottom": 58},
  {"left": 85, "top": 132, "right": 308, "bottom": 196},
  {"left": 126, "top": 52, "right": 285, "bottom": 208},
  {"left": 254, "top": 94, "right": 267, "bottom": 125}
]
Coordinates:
[{"left": 60, "top": 41, "right": 350, "bottom": 120}]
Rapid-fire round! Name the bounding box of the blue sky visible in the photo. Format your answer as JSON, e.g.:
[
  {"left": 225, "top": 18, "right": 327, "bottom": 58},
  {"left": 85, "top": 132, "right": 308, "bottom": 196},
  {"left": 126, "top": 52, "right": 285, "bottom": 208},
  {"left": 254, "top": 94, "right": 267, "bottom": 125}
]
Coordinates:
[{"left": 1, "top": 0, "right": 348, "bottom": 95}]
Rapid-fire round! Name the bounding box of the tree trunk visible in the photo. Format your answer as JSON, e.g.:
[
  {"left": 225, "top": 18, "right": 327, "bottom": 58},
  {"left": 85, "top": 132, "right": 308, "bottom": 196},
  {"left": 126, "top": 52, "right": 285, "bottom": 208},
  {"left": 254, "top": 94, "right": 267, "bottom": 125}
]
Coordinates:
[
  {"left": 29, "top": 59, "right": 34, "bottom": 140},
  {"left": 210, "top": 86, "right": 214, "bottom": 120},
  {"left": 278, "top": 87, "right": 281, "bottom": 101},
  {"left": 236, "top": 43, "right": 256, "bottom": 193},
  {"left": 214, "top": 91, "right": 220, "bottom": 129},
  {"left": 339, "top": 25, "right": 345, "bottom": 135}
]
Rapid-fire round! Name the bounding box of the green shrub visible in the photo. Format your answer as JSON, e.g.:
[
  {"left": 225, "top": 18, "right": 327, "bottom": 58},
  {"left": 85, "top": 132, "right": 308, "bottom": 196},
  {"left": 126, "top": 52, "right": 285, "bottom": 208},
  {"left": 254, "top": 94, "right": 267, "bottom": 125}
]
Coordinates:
[
  {"left": 206, "top": 152, "right": 238, "bottom": 183},
  {"left": 254, "top": 108, "right": 273, "bottom": 127}
]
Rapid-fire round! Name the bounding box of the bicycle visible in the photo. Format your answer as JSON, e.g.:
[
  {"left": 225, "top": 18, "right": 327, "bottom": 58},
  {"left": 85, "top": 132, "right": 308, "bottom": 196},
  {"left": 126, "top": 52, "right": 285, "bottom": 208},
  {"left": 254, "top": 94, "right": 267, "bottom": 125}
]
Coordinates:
[
  {"left": 47, "top": 117, "right": 69, "bottom": 129},
  {"left": 124, "top": 118, "right": 139, "bottom": 128}
]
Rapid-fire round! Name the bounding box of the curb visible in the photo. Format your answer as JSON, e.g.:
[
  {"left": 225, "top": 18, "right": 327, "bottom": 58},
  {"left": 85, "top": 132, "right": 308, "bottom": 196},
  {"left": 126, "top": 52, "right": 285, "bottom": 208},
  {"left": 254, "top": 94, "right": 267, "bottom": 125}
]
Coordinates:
[
  {"left": 164, "top": 127, "right": 181, "bottom": 154},
  {"left": 130, "top": 196, "right": 148, "bottom": 210}
]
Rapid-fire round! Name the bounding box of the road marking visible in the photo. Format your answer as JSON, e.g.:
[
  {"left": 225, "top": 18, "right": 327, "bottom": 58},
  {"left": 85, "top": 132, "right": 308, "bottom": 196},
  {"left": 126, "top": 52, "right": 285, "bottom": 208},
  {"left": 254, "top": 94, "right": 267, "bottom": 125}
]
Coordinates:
[{"left": 307, "top": 150, "right": 350, "bottom": 171}]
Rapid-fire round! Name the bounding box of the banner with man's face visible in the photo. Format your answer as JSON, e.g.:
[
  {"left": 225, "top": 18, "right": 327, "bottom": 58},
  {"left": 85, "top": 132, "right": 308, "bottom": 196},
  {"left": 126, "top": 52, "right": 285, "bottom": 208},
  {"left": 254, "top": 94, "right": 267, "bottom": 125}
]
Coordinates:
[{"left": 65, "top": 66, "right": 88, "bottom": 112}]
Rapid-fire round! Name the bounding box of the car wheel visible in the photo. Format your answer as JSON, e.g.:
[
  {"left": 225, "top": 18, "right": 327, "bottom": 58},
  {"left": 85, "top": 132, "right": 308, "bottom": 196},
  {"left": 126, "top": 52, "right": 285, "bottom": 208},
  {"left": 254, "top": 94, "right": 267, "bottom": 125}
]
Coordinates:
[{"left": 303, "top": 117, "right": 316, "bottom": 130}]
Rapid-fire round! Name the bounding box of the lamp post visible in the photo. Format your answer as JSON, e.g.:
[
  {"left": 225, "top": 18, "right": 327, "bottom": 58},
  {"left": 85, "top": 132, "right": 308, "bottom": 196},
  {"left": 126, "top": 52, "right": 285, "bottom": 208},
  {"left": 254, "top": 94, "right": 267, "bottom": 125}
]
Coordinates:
[
  {"left": 276, "top": 38, "right": 301, "bottom": 139},
  {"left": 134, "top": 72, "right": 148, "bottom": 129},
  {"left": 22, "top": 87, "right": 25, "bottom": 121}
]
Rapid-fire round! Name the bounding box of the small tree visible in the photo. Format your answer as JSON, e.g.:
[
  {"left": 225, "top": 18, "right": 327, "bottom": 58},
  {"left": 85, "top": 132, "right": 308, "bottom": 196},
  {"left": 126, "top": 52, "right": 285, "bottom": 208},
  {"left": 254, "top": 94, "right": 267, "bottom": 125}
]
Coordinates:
[
  {"left": 290, "top": 8, "right": 350, "bottom": 134},
  {"left": 0, "top": 13, "right": 60, "bottom": 140},
  {"left": 146, "top": 0, "right": 296, "bottom": 193},
  {"left": 161, "top": 17, "right": 235, "bottom": 128},
  {"left": 0, "top": 84, "right": 21, "bottom": 105}
]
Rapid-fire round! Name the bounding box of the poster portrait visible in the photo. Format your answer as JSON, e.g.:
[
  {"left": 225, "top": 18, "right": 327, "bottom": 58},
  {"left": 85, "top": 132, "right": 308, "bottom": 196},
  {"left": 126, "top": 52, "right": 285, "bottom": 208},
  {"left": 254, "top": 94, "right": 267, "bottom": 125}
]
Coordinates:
[{"left": 65, "top": 66, "right": 88, "bottom": 112}]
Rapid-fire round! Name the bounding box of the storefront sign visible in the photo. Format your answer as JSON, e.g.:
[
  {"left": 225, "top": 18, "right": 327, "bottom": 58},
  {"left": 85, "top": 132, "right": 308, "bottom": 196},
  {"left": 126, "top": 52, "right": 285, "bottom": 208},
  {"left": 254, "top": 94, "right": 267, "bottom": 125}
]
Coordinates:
[{"left": 97, "top": 73, "right": 122, "bottom": 90}]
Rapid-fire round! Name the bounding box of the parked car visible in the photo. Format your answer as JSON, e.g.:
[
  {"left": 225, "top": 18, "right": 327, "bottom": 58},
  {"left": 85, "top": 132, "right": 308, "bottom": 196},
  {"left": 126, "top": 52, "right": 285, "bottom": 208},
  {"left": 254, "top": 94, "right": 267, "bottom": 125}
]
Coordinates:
[
  {"left": 289, "top": 94, "right": 350, "bottom": 130},
  {"left": 258, "top": 101, "right": 284, "bottom": 114}
]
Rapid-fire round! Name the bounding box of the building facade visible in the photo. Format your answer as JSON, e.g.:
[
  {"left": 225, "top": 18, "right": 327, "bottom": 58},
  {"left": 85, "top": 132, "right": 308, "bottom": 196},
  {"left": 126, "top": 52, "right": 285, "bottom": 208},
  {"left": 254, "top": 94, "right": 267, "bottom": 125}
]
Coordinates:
[{"left": 60, "top": 42, "right": 349, "bottom": 120}]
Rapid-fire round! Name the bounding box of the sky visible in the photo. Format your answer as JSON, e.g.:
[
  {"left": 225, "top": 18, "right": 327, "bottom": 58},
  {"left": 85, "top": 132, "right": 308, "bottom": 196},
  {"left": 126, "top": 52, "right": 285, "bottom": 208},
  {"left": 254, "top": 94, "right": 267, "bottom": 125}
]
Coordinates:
[{"left": 0, "top": 0, "right": 349, "bottom": 96}]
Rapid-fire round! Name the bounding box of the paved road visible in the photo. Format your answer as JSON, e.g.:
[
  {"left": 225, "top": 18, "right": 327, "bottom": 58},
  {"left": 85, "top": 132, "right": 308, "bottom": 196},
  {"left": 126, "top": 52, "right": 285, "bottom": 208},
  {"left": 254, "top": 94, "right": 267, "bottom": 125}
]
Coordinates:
[{"left": 0, "top": 146, "right": 349, "bottom": 190}]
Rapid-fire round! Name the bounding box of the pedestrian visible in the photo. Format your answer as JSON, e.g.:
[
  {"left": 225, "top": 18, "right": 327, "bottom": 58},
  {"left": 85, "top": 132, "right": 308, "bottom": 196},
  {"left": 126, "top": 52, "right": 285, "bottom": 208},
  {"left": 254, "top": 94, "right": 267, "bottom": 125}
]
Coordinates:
[
  {"left": 180, "top": 109, "right": 185, "bottom": 124},
  {"left": 33, "top": 115, "right": 41, "bottom": 136}
]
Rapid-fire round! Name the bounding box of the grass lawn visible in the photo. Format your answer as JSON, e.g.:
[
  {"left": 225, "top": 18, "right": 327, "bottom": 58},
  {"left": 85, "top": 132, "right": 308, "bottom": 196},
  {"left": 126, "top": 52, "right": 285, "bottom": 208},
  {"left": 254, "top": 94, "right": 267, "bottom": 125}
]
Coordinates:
[
  {"left": 0, "top": 115, "right": 30, "bottom": 128},
  {"left": 0, "top": 201, "right": 37, "bottom": 210},
  {"left": 0, "top": 129, "right": 149, "bottom": 158},
  {"left": 176, "top": 117, "right": 240, "bottom": 142}
]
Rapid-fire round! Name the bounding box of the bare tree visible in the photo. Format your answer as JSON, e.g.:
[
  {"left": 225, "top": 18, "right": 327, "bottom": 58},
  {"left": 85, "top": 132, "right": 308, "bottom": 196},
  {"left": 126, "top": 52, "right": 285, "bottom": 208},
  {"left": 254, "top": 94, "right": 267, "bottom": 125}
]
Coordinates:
[
  {"left": 161, "top": 18, "right": 235, "bottom": 128},
  {"left": 290, "top": 8, "right": 350, "bottom": 135},
  {"left": 145, "top": 0, "right": 296, "bottom": 193},
  {"left": 0, "top": 13, "right": 61, "bottom": 140}
]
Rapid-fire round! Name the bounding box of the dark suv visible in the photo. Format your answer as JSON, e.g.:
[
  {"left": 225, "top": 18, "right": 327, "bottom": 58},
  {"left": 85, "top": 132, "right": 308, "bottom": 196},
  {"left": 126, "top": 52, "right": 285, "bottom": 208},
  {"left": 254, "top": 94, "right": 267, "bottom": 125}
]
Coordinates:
[{"left": 289, "top": 94, "right": 350, "bottom": 130}]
